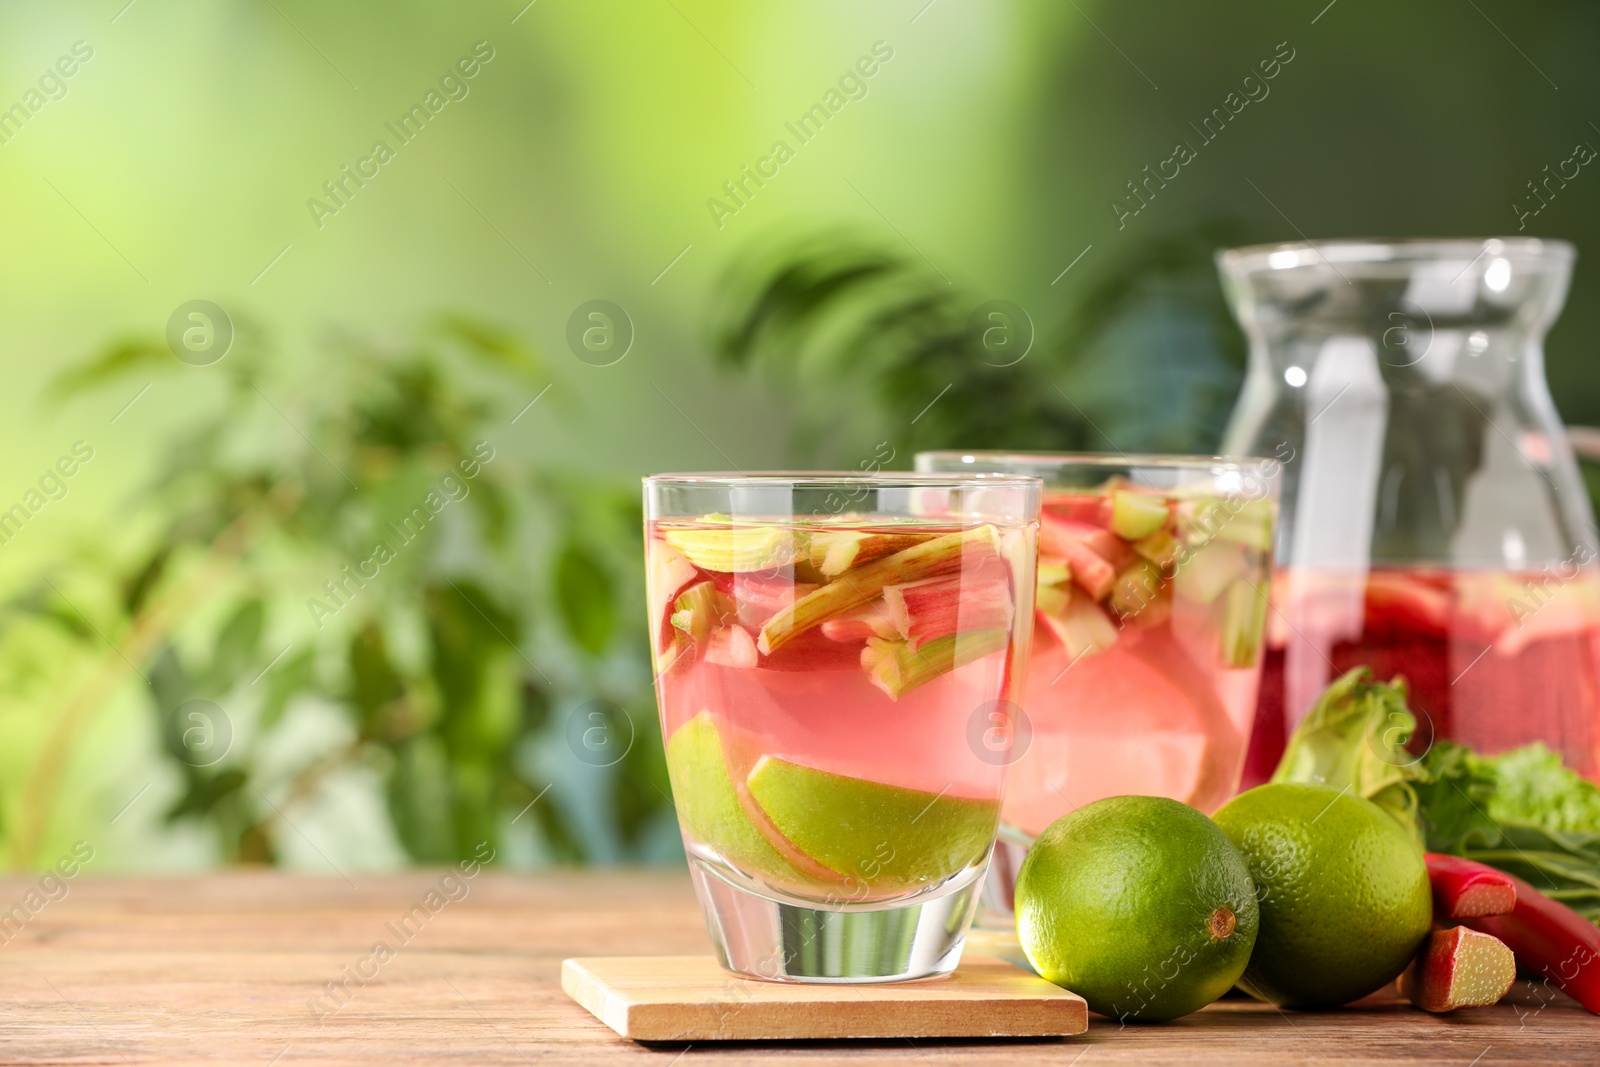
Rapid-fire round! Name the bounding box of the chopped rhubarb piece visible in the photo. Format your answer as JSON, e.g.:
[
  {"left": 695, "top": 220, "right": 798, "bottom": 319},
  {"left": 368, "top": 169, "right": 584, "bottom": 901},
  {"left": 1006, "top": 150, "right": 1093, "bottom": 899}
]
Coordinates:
[
  {"left": 1219, "top": 578, "right": 1269, "bottom": 668},
  {"left": 1036, "top": 590, "right": 1119, "bottom": 660},
  {"left": 1047, "top": 495, "right": 1112, "bottom": 526},
  {"left": 818, "top": 602, "right": 897, "bottom": 643},
  {"left": 1109, "top": 560, "right": 1163, "bottom": 619},
  {"left": 1173, "top": 541, "right": 1248, "bottom": 605},
  {"left": 1403, "top": 926, "right": 1516, "bottom": 1012},
  {"left": 732, "top": 574, "right": 816, "bottom": 630},
  {"left": 705, "top": 625, "right": 758, "bottom": 668},
  {"left": 758, "top": 525, "right": 999, "bottom": 654},
  {"left": 1363, "top": 572, "right": 1453, "bottom": 637},
  {"left": 1041, "top": 515, "right": 1136, "bottom": 568},
  {"left": 808, "top": 529, "right": 930, "bottom": 577},
  {"left": 1034, "top": 581, "right": 1070, "bottom": 618},
  {"left": 861, "top": 628, "right": 1009, "bottom": 699},
  {"left": 1039, "top": 515, "right": 1130, "bottom": 601},
  {"left": 1110, "top": 490, "right": 1170, "bottom": 541},
  {"left": 663, "top": 523, "right": 798, "bottom": 572},
  {"left": 1132, "top": 529, "right": 1181, "bottom": 570},
  {"left": 1132, "top": 531, "right": 1184, "bottom": 572},
  {"left": 1036, "top": 558, "right": 1071, "bottom": 589},
  {"left": 648, "top": 539, "right": 699, "bottom": 651},
  {"left": 670, "top": 581, "right": 734, "bottom": 644},
  {"left": 882, "top": 570, "right": 1014, "bottom": 648},
  {"left": 1202, "top": 499, "right": 1275, "bottom": 552},
  {"left": 1425, "top": 854, "right": 1518, "bottom": 919}
]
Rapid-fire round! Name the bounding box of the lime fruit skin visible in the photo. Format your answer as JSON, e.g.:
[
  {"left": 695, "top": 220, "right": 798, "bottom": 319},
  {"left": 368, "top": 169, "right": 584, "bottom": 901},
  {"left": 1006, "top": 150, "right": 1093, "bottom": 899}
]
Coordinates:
[
  {"left": 664, "top": 713, "right": 810, "bottom": 884},
  {"left": 1015, "top": 795, "right": 1259, "bottom": 1023},
  {"left": 1213, "top": 783, "right": 1432, "bottom": 1008},
  {"left": 745, "top": 755, "right": 998, "bottom": 892}
]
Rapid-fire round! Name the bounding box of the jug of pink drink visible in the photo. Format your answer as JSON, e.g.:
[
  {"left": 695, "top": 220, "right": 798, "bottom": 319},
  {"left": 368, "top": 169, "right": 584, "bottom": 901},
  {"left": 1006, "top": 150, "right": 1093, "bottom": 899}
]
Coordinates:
[{"left": 1218, "top": 238, "right": 1600, "bottom": 784}]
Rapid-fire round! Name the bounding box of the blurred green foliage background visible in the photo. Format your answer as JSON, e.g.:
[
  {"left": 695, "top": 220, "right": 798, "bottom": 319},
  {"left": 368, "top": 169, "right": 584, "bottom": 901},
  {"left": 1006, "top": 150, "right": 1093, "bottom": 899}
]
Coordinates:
[{"left": 1, "top": 0, "right": 1597, "bottom": 873}]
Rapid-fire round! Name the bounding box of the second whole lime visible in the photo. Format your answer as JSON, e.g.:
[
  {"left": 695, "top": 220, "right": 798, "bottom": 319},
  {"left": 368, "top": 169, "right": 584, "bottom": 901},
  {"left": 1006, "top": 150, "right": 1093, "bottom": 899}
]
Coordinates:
[
  {"left": 1213, "top": 783, "right": 1432, "bottom": 1008},
  {"left": 1015, "top": 795, "right": 1259, "bottom": 1022}
]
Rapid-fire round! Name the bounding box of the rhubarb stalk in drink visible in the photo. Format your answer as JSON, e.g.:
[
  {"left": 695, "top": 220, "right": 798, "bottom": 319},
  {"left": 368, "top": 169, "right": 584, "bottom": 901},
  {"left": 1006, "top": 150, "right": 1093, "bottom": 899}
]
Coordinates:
[{"left": 648, "top": 512, "right": 1036, "bottom": 907}]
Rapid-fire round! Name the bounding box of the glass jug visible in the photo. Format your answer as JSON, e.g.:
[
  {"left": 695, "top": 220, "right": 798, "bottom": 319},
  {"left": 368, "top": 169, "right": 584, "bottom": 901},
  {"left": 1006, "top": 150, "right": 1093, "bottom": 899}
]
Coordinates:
[{"left": 1217, "top": 238, "right": 1600, "bottom": 784}]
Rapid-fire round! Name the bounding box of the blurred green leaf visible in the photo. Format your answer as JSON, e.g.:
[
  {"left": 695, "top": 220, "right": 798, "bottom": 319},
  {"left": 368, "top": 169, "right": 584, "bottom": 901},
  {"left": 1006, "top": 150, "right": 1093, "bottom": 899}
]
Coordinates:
[
  {"left": 11, "top": 314, "right": 664, "bottom": 872},
  {"left": 554, "top": 542, "right": 615, "bottom": 656},
  {"left": 48, "top": 337, "right": 170, "bottom": 401},
  {"left": 202, "top": 601, "right": 264, "bottom": 696},
  {"left": 436, "top": 313, "right": 545, "bottom": 381},
  {"left": 349, "top": 622, "right": 405, "bottom": 738},
  {"left": 389, "top": 735, "right": 456, "bottom": 863},
  {"left": 166, "top": 768, "right": 247, "bottom": 823}
]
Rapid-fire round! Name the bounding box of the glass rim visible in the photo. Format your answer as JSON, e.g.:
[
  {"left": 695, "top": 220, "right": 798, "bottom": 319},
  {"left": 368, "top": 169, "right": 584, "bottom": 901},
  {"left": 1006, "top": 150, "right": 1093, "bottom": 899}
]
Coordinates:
[
  {"left": 915, "top": 450, "right": 1279, "bottom": 472},
  {"left": 644, "top": 470, "right": 1043, "bottom": 490},
  {"left": 1217, "top": 237, "right": 1575, "bottom": 274}
]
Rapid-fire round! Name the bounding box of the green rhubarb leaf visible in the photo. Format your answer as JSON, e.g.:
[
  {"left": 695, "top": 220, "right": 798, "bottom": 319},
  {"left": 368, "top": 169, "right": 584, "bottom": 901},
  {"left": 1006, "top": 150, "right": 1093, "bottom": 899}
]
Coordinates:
[{"left": 1270, "top": 667, "right": 1427, "bottom": 842}]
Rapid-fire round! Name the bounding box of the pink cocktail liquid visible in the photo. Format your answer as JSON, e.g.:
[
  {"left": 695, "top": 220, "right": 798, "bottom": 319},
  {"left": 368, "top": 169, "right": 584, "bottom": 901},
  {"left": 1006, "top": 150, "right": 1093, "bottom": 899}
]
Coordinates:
[
  {"left": 648, "top": 518, "right": 1032, "bottom": 902},
  {"left": 1002, "top": 489, "right": 1274, "bottom": 837},
  {"left": 1243, "top": 566, "right": 1600, "bottom": 787}
]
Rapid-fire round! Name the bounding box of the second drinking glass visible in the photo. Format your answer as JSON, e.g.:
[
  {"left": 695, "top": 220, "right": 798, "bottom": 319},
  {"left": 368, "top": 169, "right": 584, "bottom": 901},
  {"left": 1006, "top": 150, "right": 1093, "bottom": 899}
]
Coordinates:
[{"left": 916, "top": 453, "right": 1278, "bottom": 916}]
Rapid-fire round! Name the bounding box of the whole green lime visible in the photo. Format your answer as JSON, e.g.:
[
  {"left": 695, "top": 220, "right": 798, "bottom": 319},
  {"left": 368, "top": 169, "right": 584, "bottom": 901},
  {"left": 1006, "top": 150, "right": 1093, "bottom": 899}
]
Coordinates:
[
  {"left": 1213, "top": 783, "right": 1432, "bottom": 1008},
  {"left": 1015, "top": 795, "right": 1259, "bottom": 1022}
]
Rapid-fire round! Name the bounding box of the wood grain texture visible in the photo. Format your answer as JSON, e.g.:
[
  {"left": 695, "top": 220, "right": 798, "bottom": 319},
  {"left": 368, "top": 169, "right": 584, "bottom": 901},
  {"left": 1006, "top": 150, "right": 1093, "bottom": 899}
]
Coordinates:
[
  {"left": 560, "top": 955, "right": 1088, "bottom": 1040},
  {"left": 0, "top": 870, "right": 1593, "bottom": 1065}
]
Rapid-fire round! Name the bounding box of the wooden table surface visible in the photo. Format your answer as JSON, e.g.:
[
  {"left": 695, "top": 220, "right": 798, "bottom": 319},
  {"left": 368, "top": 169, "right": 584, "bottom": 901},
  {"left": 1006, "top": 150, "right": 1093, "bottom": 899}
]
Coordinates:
[{"left": 0, "top": 870, "right": 1592, "bottom": 1065}]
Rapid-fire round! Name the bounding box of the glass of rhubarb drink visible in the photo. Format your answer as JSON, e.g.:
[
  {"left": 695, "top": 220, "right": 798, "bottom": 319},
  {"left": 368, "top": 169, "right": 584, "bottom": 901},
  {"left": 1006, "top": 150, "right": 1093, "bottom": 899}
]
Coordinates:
[
  {"left": 916, "top": 453, "right": 1278, "bottom": 915},
  {"left": 644, "top": 472, "right": 1040, "bottom": 982}
]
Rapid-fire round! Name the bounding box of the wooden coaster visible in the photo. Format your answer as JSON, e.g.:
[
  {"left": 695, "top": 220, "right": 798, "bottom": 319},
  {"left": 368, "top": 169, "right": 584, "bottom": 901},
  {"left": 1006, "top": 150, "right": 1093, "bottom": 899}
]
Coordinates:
[{"left": 560, "top": 955, "right": 1088, "bottom": 1042}]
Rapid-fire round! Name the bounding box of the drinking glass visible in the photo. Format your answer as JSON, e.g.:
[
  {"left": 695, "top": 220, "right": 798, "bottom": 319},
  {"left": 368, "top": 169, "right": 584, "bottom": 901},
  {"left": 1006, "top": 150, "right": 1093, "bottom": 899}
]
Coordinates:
[
  {"left": 645, "top": 472, "right": 1040, "bottom": 982},
  {"left": 916, "top": 453, "right": 1278, "bottom": 919},
  {"left": 1217, "top": 238, "right": 1600, "bottom": 784}
]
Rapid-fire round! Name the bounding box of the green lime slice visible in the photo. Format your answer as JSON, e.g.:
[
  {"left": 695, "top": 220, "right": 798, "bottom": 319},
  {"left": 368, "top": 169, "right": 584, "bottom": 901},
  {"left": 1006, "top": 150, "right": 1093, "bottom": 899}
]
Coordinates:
[
  {"left": 664, "top": 713, "right": 811, "bottom": 884},
  {"left": 745, "top": 756, "right": 998, "bottom": 893}
]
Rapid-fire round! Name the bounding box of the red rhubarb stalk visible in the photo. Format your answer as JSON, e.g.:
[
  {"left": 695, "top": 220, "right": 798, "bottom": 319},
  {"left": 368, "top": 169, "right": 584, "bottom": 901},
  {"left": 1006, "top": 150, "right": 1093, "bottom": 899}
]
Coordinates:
[
  {"left": 1460, "top": 870, "right": 1600, "bottom": 1014},
  {"left": 1425, "top": 853, "right": 1518, "bottom": 919}
]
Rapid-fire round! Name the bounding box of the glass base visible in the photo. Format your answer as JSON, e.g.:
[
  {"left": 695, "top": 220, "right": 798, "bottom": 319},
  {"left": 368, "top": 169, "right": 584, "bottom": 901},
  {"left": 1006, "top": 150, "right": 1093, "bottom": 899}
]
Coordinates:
[{"left": 687, "top": 856, "right": 988, "bottom": 983}]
